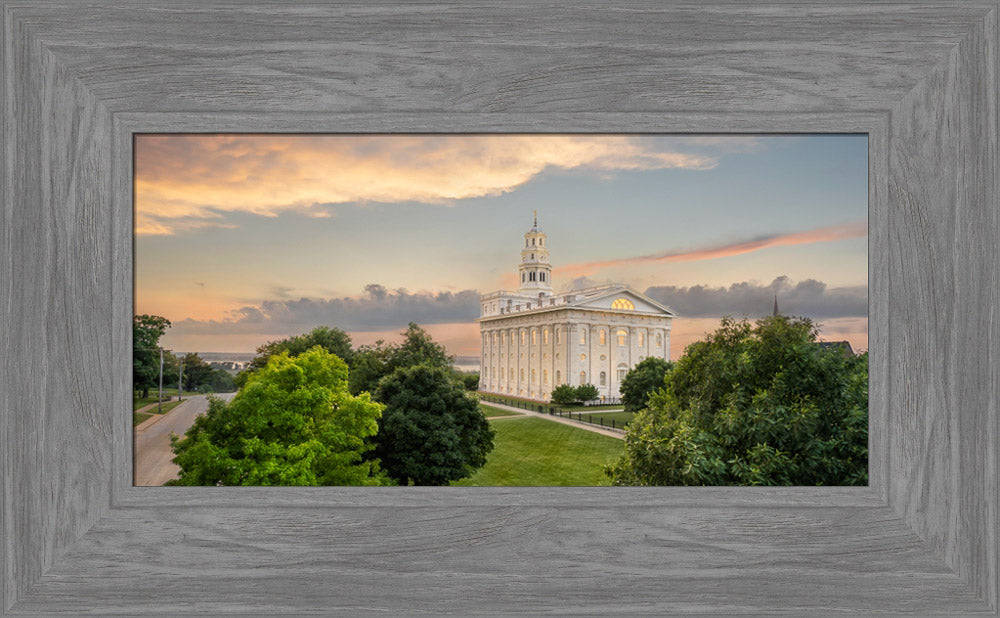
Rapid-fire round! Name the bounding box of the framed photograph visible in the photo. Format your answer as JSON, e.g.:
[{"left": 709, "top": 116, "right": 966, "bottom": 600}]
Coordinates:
[
  {"left": 132, "top": 133, "right": 870, "bottom": 489},
  {"left": 3, "top": 2, "right": 996, "bottom": 614}
]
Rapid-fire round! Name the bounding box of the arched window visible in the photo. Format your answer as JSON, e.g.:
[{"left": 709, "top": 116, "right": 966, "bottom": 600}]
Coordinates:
[
  {"left": 521, "top": 331, "right": 526, "bottom": 345},
  {"left": 599, "top": 371, "right": 606, "bottom": 386},
  {"left": 556, "top": 370, "right": 561, "bottom": 384},
  {"left": 510, "top": 368, "right": 514, "bottom": 380},
  {"left": 540, "top": 272, "right": 546, "bottom": 282},
  {"left": 611, "top": 297, "right": 635, "bottom": 310},
  {"left": 617, "top": 330, "right": 628, "bottom": 346},
  {"left": 580, "top": 353, "right": 586, "bottom": 361},
  {"left": 531, "top": 330, "right": 537, "bottom": 345},
  {"left": 656, "top": 333, "right": 662, "bottom": 347},
  {"left": 532, "top": 238, "right": 536, "bottom": 245},
  {"left": 599, "top": 329, "right": 606, "bottom": 346},
  {"left": 520, "top": 368, "right": 525, "bottom": 381},
  {"left": 617, "top": 363, "right": 629, "bottom": 382},
  {"left": 579, "top": 371, "right": 587, "bottom": 385},
  {"left": 638, "top": 332, "right": 644, "bottom": 347},
  {"left": 556, "top": 329, "right": 561, "bottom": 344},
  {"left": 521, "top": 273, "right": 526, "bottom": 283},
  {"left": 543, "top": 329, "right": 549, "bottom": 344},
  {"left": 531, "top": 253, "right": 535, "bottom": 259},
  {"left": 580, "top": 330, "right": 586, "bottom": 345},
  {"left": 531, "top": 368, "right": 536, "bottom": 383},
  {"left": 543, "top": 370, "right": 548, "bottom": 385},
  {"left": 510, "top": 332, "right": 515, "bottom": 346}
]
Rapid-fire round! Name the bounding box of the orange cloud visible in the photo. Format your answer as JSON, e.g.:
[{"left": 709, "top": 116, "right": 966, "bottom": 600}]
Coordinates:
[
  {"left": 135, "top": 135, "right": 718, "bottom": 235},
  {"left": 556, "top": 222, "right": 867, "bottom": 277}
]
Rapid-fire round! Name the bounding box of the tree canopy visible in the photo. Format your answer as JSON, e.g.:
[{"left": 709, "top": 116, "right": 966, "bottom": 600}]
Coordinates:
[
  {"left": 550, "top": 384, "right": 578, "bottom": 405},
  {"left": 242, "top": 326, "right": 354, "bottom": 378},
  {"left": 607, "top": 315, "right": 868, "bottom": 486},
  {"left": 619, "top": 356, "right": 673, "bottom": 413},
  {"left": 373, "top": 364, "right": 494, "bottom": 485},
  {"left": 348, "top": 322, "right": 454, "bottom": 396},
  {"left": 133, "top": 314, "right": 170, "bottom": 398},
  {"left": 181, "top": 352, "right": 236, "bottom": 393},
  {"left": 169, "top": 347, "right": 390, "bottom": 486}
]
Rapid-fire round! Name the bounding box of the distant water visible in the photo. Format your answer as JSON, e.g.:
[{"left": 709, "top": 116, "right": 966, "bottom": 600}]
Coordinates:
[{"left": 452, "top": 356, "right": 480, "bottom": 373}]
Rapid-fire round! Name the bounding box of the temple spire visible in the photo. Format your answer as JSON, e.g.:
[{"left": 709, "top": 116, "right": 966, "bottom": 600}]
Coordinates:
[
  {"left": 533, "top": 209, "right": 538, "bottom": 228},
  {"left": 773, "top": 293, "right": 779, "bottom": 316}
]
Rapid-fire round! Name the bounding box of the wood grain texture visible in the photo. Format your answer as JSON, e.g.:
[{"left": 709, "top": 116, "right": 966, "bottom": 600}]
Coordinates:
[{"left": 2, "top": 2, "right": 997, "bottom": 614}]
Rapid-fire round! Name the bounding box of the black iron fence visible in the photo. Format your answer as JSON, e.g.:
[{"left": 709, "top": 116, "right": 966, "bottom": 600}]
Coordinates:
[{"left": 478, "top": 393, "right": 630, "bottom": 431}]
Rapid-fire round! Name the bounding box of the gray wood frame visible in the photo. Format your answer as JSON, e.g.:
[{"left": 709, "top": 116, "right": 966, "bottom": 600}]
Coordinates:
[{"left": 2, "top": 1, "right": 997, "bottom": 614}]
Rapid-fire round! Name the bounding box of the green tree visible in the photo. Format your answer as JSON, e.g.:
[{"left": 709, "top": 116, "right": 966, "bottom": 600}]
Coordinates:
[
  {"left": 240, "top": 326, "right": 354, "bottom": 383},
  {"left": 348, "top": 323, "right": 455, "bottom": 396},
  {"left": 373, "top": 365, "right": 495, "bottom": 485},
  {"left": 393, "top": 322, "right": 453, "bottom": 370},
  {"left": 461, "top": 372, "right": 481, "bottom": 391},
  {"left": 575, "top": 383, "right": 599, "bottom": 402},
  {"left": 181, "top": 352, "right": 214, "bottom": 391},
  {"left": 550, "top": 384, "right": 578, "bottom": 405},
  {"left": 168, "top": 347, "right": 390, "bottom": 486},
  {"left": 619, "top": 357, "right": 673, "bottom": 412},
  {"left": 347, "top": 339, "right": 397, "bottom": 396},
  {"left": 608, "top": 315, "right": 868, "bottom": 486},
  {"left": 133, "top": 314, "right": 171, "bottom": 399},
  {"left": 178, "top": 353, "right": 236, "bottom": 393}
]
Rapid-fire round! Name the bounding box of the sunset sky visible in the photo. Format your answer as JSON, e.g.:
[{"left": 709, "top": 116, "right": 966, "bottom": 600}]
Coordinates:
[{"left": 135, "top": 134, "right": 868, "bottom": 360}]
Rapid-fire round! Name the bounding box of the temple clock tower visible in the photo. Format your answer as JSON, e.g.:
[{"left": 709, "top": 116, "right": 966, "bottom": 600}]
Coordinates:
[
  {"left": 517, "top": 211, "right": 553, "bottom": 296},
  {"left": 478, "top": 210, "right": 676, "bottom": 401}
]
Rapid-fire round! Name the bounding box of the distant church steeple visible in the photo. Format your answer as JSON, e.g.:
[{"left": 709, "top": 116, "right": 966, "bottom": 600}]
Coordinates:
[
  {"left": 773, "top": 293, "right": 780, "bottom": 316},
  {"left": 518, "top": 212, "right": 553, "bottom": 296}
]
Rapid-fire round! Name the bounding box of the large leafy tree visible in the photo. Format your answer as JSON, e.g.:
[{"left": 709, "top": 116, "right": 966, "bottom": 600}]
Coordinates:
[
  {"left": 608, "top": 315, "right": 868, "bottom": 486},
  {"left": 240, "top": 326, "right": 354, "bottom": 384},
  {"left": 133, "top": 314, "right": 171, "bottom": 398},
  {"left": 169, "top": 347, "right": 390, "bottom": 486},
  {"left": 619, "top": 357, "right": 673, "bottom": 412},
  {"left": 348, "top": 322, "right": 454, "bottom": 396},
  {"left": 373, "top": 365, "right": 494, "bottom": 485},
  {"left": 181, "top": 353, "right": 236, "bottom": 393}
]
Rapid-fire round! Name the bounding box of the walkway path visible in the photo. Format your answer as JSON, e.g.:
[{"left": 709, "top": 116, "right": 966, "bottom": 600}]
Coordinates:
[
  {"left": 481, "top": 401, "right": 625, "bottom": 440},
  {"left": 133, "top": 392, "right": 236, "bottom": 486}
]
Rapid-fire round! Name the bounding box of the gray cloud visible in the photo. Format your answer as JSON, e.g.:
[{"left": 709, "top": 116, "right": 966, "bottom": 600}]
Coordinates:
[
  {"left": 168, "top": 276, "right": 866, "bottom": 341},
  {"left": 644, "top": 276, "right": 868, "bottom": 319},
  {"left": 172, "top": 285, "right": 481, "bottom": 336}
]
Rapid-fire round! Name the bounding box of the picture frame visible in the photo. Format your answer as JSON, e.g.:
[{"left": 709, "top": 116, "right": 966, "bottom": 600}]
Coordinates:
[{"left": 2, "top": 2, "right": 996, "bottom": 614}]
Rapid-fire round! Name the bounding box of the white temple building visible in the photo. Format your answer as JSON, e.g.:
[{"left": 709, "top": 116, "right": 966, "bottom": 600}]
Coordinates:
[{"left": 478, "top": 213, "right": 676, "bottom": 402}]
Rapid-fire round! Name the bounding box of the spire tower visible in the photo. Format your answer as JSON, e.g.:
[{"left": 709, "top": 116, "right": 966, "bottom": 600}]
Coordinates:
[{"left": 518, "top": 212, "right": 553, "bottom": 296}]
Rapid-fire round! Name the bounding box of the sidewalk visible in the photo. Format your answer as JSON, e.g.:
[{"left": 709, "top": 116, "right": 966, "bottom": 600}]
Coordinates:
[{"left": 481, "top": 401, "right": 625, "bottom": 440}]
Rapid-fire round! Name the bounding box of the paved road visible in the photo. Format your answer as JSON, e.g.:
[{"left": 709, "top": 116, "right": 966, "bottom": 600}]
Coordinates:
[
  {"left": 480, "top": 401, "right": 625, "bottom": 439},
  {"left": 133, "top": 392, "right": 236, "bottom": 486}
]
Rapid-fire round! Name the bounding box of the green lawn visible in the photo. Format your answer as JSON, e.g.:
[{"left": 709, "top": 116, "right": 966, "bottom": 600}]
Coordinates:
[
  {"left": 479, "top": 403, "right": 523, "bottom": 418},
  {"left": 134, "top": 398, "right": 185, "bottom": 419},
  {"left": 133, "top": 388, "right": 185, "bottom": 411},
  {"left": 133, "top": 411, "right": 153, "bottom": 426},
  {"left": 453, "top": 417, "right": 624, "bottom": 486}
]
